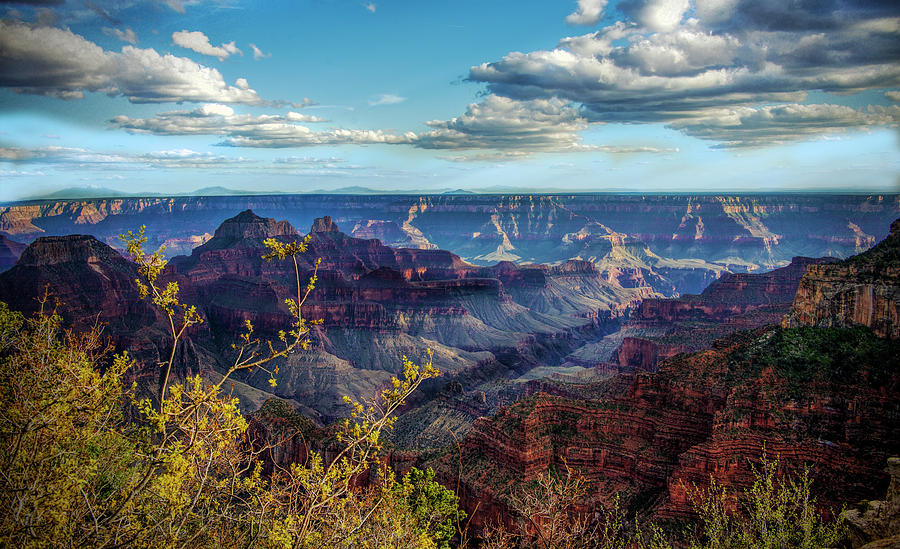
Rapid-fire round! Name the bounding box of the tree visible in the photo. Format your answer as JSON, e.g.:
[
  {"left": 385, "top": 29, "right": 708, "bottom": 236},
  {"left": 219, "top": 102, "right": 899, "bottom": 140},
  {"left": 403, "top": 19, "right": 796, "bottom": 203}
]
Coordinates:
[
  {"left": 0, "top": 300, "right": 141, "bottom": 547},
  {"left": 481, "top": 455, "right": 845, "bottom": 549},
  {"left": 0, "top": 227, "right": 448, "bottom": 548},
  {"left": 393, "top": 467, "right": 464, "bottom": 549},
  {"left": 686, "top": 453, "right": 847, "bottom": 549}
]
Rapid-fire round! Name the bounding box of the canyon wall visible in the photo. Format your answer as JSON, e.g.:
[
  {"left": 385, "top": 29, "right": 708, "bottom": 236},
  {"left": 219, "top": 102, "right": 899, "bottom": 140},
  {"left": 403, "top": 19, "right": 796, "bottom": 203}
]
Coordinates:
[
  {"left": 0, "top": 209, "right": 634, "bottom": 439},
  {"left": 440, "top": 219, "right": 900, "bottom": 530},
  {"left": 2, "top": 194, "right": 896, "bottom": 299},
  {"left": 784, "top": 219, "right": 900, "bottom": 339}
]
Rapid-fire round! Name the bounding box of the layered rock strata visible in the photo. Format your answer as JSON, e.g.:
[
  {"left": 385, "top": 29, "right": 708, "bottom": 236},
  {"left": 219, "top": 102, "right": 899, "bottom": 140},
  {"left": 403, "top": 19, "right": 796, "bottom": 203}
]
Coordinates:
[{"left": 784, "top": 219, "right": 900, "bottom": 338}]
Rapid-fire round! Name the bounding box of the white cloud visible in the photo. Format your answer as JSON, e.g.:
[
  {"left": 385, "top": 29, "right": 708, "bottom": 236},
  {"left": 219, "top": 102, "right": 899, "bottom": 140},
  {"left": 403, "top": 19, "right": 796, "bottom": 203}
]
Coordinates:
[
  {"left": 566, "top": 0, "right": 608, "bottom": 26},
  {"left": 172, "top": 30, "right": 241, "bottom": 61},
  {"left": 195, "top": 103, "right": 234, "bottom": 116},
  {"left": 886, "top": 91, "right": 900, "bottom": 102},
  {"left": 220, "top": 129, "right": 413, "bottom": 148},
  {"left": 416, "top": 95, "right": 591, "bottom": 151},
  {"left": 111, "top": 104, "right": 413, "bottom": 148},
  {"left": 466, "top": 1, "right": 900, "bottom": 147},
  {"left": 368, "top": 93, "right": 406, "bottom": 106},
  {"left": 365, "top": 3, "right": 376, "bottom": 13},
  {"left": 612, "top": 28, "right": 740, "bottom": 76},
  {"left": 249, "top": 43, "right": 271, "bottom": 60},
  {"left": 111, "top": 104, "right": 329, "bottom": 136},
  {"left": 0, "top": 145, "right": 254, "bottom": 168},
  {"left": 0, "top": 147, "right": 32, "bottom": 161},
  {"left": 0, "top": 20, "right": 264, "bottom": 104},
  {"left": 102, "top": 27, "right": 138, "bottom": 45},
  {"left": 623, "top": 0, "right": 690, "bottom": 32},
  {"left": 668, "top": 103, "right": 900, "bottom": 147}
]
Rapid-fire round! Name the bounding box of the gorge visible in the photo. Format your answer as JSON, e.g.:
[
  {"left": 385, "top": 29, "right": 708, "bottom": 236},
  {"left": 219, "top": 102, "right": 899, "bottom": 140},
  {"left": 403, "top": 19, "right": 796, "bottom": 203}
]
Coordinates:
[{"left": 0, "top": 194, "right": 898, "bottom": 544}]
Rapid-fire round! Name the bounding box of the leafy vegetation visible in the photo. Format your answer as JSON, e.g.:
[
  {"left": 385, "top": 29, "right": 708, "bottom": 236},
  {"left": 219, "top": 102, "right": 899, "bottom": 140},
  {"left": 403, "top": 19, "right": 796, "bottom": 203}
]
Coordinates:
[
  {"left": 729, "top": 326, "right": 899, "bottom": 399},
  {"left": 686, "top": 455, "right": 847, "bottom": 549},
  {"left": 0, "top": 230, "right": 449, "bottom": 548},
  {"left": 483, "top": 455, "right": 846, "bottom": 549}
]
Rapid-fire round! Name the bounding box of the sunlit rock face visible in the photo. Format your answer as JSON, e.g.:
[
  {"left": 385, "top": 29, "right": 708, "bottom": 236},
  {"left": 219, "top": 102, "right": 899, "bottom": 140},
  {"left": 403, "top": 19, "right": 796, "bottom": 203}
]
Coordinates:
[
  {"left": 599, "top": 255, "right": 839, "bottom": 372},
  {"left": 443, "top": 325, "right": 899, "bottom": 527},
  {"left": 785, "top": 219, "right": 900, "bottom": 339}
]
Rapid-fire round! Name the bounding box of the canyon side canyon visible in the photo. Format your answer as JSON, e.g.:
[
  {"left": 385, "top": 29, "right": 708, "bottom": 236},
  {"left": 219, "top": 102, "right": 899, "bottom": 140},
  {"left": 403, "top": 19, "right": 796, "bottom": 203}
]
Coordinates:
[{"left": 0, "top": 193, "right": 898, "bottom": 542}]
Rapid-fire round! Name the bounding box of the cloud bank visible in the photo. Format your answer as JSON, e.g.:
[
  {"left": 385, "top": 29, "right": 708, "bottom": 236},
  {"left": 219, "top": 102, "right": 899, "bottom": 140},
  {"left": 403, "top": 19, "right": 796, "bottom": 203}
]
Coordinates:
[
  {"left": 0, "top": 19, "right": 263, "bottom": 104},
  {"left": 112, "top": 104, "right": 414, "bottom": 147},
  {"left": 467, "top": 0, "right": 900, "bottom": 146}
]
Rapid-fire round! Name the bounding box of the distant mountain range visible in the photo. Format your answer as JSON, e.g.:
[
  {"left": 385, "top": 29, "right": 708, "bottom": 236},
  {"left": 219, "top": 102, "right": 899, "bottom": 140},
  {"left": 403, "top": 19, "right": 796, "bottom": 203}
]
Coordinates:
[{"left": 19, "top": 184, "right": 893, "bottom": 202}]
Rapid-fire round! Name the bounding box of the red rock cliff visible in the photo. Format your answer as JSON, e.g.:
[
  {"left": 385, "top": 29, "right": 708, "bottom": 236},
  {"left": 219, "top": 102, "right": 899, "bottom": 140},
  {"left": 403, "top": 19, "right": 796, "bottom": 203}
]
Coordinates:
[{"left": 784, "top": 219, "right": 900, "bottom": 338}]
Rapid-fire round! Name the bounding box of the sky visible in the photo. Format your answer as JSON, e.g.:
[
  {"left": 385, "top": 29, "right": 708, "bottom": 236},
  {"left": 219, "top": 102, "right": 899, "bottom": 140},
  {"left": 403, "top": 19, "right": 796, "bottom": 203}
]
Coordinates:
[{"left": 0, "top": 0, "right": 899, "bottom": 201}]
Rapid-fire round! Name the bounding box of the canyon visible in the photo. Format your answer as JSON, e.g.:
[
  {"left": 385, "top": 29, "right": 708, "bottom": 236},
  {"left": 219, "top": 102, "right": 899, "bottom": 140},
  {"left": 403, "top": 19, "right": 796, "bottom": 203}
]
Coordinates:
[
  {"left": 0, "top": 209, "right": 640, "bottom": 433},
  {"left": 430, "top": 217, "right": 900, "bottom": 532},
  {"left": 0, "top": 195, "right": 897, "bottom": 540},
  {"left": 2, "top": 194, "right": 896, "bottom": 298},
  {"left": 583, "top": 255, "right": 840, "bottom": 373}
]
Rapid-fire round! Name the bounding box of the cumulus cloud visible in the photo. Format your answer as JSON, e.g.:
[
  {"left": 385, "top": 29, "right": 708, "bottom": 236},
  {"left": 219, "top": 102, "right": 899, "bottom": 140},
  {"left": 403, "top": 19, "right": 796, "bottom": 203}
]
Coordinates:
[
  {"left": 0, "top": 20, "right": 264, "bottom": 104},
  {"left": 368, "top": 93, "right": 406, "bottom": 106},
  {"left": 466, "top": 0, "right": 900, "bottom": 147},
  {"left": 416, "top": 95, "right": 591, "bottom": 151},
  {"left": 249, "top": 43, "right": 270, "bottom": 60},
  {"left": 620, "top": 0, "right": 689, "bottom": 31},
  {"left": 172, "top": 30, "right": 241, "bottom": 61},
  {"left": 220, "top": 129, "right": 413, "bottom": 148},
  {"left": 111, "top": 97, "right": 675, "bottom": 154},
  {"left": 111, "top": 103, "right": 413, "bottom": 148},
  {"left": 668, "top": 103, "right": 900, "bottom": 147},
  {"left": 886, "top": 90, "right": 900, "bottom": 102},
  {"left": 566, "top": 0, "right": 608, "bottom": 25},
  {"left": 364, "top": 2, "right": 376, "bottom": 13},
  {"left": 102, "top": 27, "right": 138, "bottom": 44}
]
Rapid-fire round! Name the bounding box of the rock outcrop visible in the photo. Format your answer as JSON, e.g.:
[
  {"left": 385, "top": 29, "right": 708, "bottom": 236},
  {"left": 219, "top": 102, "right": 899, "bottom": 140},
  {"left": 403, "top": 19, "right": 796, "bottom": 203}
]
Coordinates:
[
  {"left": 0, "top": 209, "right": 640, "bottom": 434},
  {"left": 310, "top": 215, "right": 340, "bottom": 233},
  {"left": 586, "top": 256, "right": 836, "bottom": 372},
  {"left": 440, "top": 223, "right": 900, "bottom": 530},
  {"left": 0, "top": 234, "right": 205, "bottom": 394},
  {"left": 842, "top": 457, "right": 900, "bottom": 548},
  {"left": 784, "top": 219, "right": 900, "bottom": 338},
  {"left": 0, "top": 235, "right": 151, "bottom": 328},
  {"left": 444, "top": 326, "right": 900, "bottom": 527}
]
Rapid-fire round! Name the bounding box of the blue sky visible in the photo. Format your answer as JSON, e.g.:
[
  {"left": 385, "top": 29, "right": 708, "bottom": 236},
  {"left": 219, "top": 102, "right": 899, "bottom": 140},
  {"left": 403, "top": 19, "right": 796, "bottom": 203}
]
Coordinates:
[{"left": 1, "top": 0, "right": 898, "bottom": 200}]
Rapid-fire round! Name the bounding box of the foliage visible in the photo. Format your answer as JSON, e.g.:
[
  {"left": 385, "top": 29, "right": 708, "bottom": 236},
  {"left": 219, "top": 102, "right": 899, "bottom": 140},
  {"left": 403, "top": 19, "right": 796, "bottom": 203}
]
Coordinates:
[
  {"left": 393, "top": 467, "right": 463, "bottom": 549},
  {"left": 0, "top": 223, "right": 859, "bottom": 548},
  {"left": 0, "top": 228, "right": 449, "bottom": 548},
  {"left": 0, "top": 300, "right": 142, "bottom": 547},
  {"left": 730, "top": 326, "right": 899, "bottom": 398},
  {"left": 686, "top": 453, "right": 847, "bottom": 549},
  {"left": 483, "top": 454, "right": 845, "bottom": 549}
]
